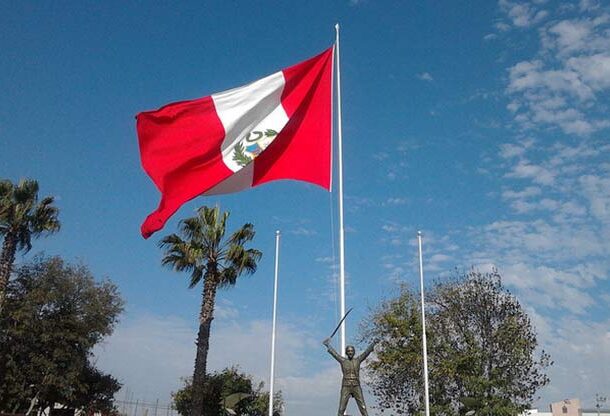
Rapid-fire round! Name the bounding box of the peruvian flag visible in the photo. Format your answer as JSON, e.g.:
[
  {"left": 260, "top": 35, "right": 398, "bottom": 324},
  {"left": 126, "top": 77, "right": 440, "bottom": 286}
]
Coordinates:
[{"left": 137, "top": 47, "right": 334, "bottom": 238}]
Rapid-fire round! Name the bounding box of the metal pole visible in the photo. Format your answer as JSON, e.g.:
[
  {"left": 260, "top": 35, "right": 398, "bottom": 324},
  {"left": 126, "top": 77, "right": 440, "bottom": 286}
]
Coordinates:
[
  {"left": 417, "top": 231, "right": 430, "bottom": 416},
  {"left": 268, "top": 230, "right": 281, "bottom": 416},
  {"left": 334, "top": 22, "right": 347, "bottom": 356}
]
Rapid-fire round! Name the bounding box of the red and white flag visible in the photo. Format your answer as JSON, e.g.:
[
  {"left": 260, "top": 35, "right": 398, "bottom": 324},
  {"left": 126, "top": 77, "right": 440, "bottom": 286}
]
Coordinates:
[{"left": 137, "top": 47, "right": 334, "bottom": 238}]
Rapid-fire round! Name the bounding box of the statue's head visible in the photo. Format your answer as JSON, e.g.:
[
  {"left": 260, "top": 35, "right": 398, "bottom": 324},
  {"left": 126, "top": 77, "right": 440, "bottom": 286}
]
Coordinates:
[{"left": 345, "top": 345, "right": 355, "bottom": 359}]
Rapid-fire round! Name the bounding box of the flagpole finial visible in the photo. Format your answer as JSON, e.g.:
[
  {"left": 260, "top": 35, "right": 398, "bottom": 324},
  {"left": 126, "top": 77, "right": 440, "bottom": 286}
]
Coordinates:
[
  {"left": 276, "top": 230, "right": 281, "bottom": 236},
  {"left": 335, "top": 23, "right": 340, "bottom": 30},
  {"left": 417, "top": 230, "right": 422, "bottom": 236}
]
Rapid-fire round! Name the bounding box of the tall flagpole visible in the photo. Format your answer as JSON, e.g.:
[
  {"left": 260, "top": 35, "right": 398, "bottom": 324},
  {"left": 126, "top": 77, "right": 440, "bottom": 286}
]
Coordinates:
[
  {"left": 417, "top": 231, "right": 430, "bottom": 416},
  {"left": 334, "top": 23, "right": 347, "bottom": 355},
  {"left": 268, "top": 230, "right": 281, "bottom": 416}
]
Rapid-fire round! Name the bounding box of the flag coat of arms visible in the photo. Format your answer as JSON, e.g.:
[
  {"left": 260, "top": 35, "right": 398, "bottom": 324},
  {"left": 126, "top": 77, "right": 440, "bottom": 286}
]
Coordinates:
[{"left": 136, "top": 47, "right": 334, "bottom": 238}]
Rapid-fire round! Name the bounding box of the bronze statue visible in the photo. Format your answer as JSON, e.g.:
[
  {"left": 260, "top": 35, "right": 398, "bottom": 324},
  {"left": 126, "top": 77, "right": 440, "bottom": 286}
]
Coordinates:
[{"left": 323, "top": 338, "right": 376, "bottom": 416}]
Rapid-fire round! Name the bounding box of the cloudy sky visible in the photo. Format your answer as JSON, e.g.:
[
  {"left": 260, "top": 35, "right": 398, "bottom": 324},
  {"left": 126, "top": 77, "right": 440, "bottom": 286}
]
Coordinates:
[{"left": 1, "top": 0, "right": 609, "bottom": 415}]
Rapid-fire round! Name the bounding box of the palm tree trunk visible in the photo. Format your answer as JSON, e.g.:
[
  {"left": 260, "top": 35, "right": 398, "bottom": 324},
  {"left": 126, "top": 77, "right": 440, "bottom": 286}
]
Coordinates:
[
  {"left": 191, "top": 275, "right": 218, "bottom": 416},
  {"left": 0, "top": 231, "right": 17, "bottom": 315}
]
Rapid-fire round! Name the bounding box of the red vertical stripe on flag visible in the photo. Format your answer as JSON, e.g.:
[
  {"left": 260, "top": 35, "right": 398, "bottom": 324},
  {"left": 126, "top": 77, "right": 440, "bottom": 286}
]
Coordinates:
[
  {"left": 252, "top": 47, "right": 333, "bottom": 190},
  {"left": 137, "top": 96, "right": 231, "bottom": 238}
]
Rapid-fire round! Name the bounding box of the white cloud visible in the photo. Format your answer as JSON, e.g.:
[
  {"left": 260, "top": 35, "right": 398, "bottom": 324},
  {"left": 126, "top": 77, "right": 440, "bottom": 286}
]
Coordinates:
[
  {"left": 579, "top": 0, "right": 601, "bottom": 11},
  {"left": 427, "top": 253, "right": 453, "bottom": 272},
  {"left": 372, "top": 151, "right": 389, "bottom": 161},
  {"left": 495, "top": 21, "right": 512, "bottom": 32},
  {"left": 289, "top": 227, "right": 317, "bottom": 236},
  {"left": 417, "top": 72, "right": 434, "bottom": 81},
  {"left": 542, "top": 16, "right": 610, "bottom": 58},
  {"left": 215, "top": 300, "right": 240, "bottom": 320},
  {"left": 502, "top": 186, "right": 542, "bottom": 199},
  {"left": 579, "top": 174, "right": 610, "bottom": 223},
  {"left": 499, "top": 263, "right": 596, "bottom": 314},
  {"left": 535, "top": 315, "right": 610, "bottom": 405},
  {"left": 94, "top": 314, "right": 195, "bottom": 403},
  {"left": 315, "top": 256, "right": 335, "bottom": 264},
  {"left": 499, "top": 0, "right": 548, "bottom": 27},
  {"left": 499, "top": 138, "right": 535, "bottom": 159},
  {"left": 276, "top": 367, "right": 340, "bottom": 415},
  {"left": 464, "top": 133, "right": 610, "bottom": 319},
  {"left": 383, "top": 197, "right": 408, "bottom": 206},
  {"left": 508, "top": 60, "right": 593, "bottom": 101},
  {"left": 505, "top": 159, "right": 556, "bottom": 185},
  {"left": 345, "top": 195, "right": 375, "bottom": 212},
  {"left": 544, "top": 19, "right": 594, "bottom": 56},
  {"left": 503, "top": 7, "right": 610, "bottom": 136},
  {"left": 567, "top": 53, "right": 610, "bottom": 90}
]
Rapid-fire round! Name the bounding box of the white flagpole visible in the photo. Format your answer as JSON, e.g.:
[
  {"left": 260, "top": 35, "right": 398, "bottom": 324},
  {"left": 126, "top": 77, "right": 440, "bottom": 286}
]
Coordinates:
[
  {"left": 268, "top": 230, "right": 280, "bottom": 416},
  {"left": 417, "top": 231, "right": 430, "bottom": 416},
  {"left": 334, "top": 23, "right": 347, "bottom": 355}
]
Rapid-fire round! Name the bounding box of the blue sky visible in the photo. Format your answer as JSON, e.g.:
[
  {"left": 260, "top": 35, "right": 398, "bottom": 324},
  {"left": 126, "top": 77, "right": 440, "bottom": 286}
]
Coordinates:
[{"left": 2, "top": 0, "right": 609, "bottom": 414}]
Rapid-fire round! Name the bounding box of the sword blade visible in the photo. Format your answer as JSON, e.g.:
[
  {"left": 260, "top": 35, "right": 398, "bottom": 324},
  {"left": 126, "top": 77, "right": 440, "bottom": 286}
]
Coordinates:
[{"left": 329, "top": 307, "right": 353, "bottom": 340}]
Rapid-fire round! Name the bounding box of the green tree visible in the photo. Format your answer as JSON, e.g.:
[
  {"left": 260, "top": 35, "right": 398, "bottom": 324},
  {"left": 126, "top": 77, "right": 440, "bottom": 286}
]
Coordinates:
[
  {"left": 0, "top": 179, "right": 60, "bottom": 313},
  {"left": 0, "top": 256, "right": 124, "bottom": 414},
  {"left": 360, "top": 269, "right": 552, "bottom": 416},
  {"left": 172, "top": 367, "right": 283, "bottom": 416},
  {"left": 160, "top": 206, "right": 262, "bottom": 416},
  {"left": 71, "top": 363, "right": 122, "bottom": 415}
]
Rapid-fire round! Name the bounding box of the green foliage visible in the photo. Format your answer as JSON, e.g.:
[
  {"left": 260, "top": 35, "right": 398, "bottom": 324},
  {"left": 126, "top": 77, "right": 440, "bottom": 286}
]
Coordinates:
[
  {"left": 0, "top": 256, "right": 124, "bottom": 414},
  {"left": 0, "top": 178, "right": 61, "bottom": 313},
  {"left": 0, "top": 178, "right": 60, "bottom": 251},
  {"left": 160, "top": 206, "right": 262, "bottom": 290},
  {"left": 70, "top": 363, "right": 122, "bottom": 415},
  {"left": 360, "top": 269, "right": 552, "bottom": 416},
  {"left": 232, "top": 142, "right": 252, "bottom": 167},
  {"left": 172, "top": 368, "right": 283, "bottom": 416}
]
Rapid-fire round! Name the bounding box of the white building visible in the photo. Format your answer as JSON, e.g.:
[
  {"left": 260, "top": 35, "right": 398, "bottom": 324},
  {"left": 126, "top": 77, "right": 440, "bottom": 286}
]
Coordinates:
[{"left": 523, "top": 398, "right": 610, "bottom": 416}]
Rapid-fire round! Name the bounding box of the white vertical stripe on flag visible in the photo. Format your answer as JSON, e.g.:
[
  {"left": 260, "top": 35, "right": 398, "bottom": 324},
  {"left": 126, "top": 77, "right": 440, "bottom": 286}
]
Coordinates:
[{"left": 212, "top": 71, "right": 289, "bottom": 173}]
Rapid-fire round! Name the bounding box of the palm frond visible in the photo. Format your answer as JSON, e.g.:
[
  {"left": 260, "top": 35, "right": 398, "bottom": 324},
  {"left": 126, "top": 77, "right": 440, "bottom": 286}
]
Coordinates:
[
  {"left": 159, "top": 233, "right": 184, "bottom": 248},
  {"left": 0, "top": 179, "right": 12, "bottom": 196},
  {"left": 180, "top": 217, "right": 203, "bottom": 242},
  {"left": 0, "top": 179, "right": 60, "bottom": 253},
  {"left": 229, "top": 223, "right": 256, "bottom": 246},
  {"left": 0, "top": 180, "right": 12, "bottom": 220},
  {"left": 14, "top": 179, "right": 38, "bottom": 207},
  {"left": 159, "top": 206, "right": 260, "bottom": 293},
  {"left": 188, "top": 266, "right": 205, "bottom": 288},
  {"left": 160, "top": 235, "right": 196, "bottom": 270},
  {"left": 31, "top": 196, "right": 61, "bottom": 235},
  {"left": 197, "top": 206, "right": 228, "bottom": 250},
  {"left": 224, "top": 245, "right": 262, "bottom": 280},
  {"left": 218, "top": 267, "right": 238, "bottom": 288},
  {"left": 16, "top": 226, "right": 33, "bottom": 252}
]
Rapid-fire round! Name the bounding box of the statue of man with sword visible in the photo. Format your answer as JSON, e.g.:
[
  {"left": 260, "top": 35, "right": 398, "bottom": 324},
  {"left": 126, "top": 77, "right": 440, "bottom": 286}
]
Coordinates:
[{"left": 323, "top": 308, "right": 377, "bottom": 416}]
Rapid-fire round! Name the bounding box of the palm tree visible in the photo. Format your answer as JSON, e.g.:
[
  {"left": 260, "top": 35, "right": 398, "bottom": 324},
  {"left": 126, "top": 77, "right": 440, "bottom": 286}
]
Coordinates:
[
  {"left": 159, "top": 206, "right": 262, "bottom": 416},
  {"left": 0, "top": 179, "right": 60, "bottom": 313}
]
